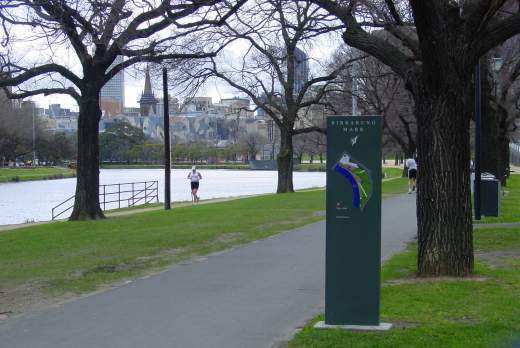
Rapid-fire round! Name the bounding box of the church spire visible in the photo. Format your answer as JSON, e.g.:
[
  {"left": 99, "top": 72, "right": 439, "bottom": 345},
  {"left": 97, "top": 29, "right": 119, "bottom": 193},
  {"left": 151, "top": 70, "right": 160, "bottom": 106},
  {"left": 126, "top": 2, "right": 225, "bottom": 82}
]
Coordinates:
[
  {"left": 144, "top": 65, "right": 152, "bottom": 94},
  {"left": 138, "top": 65, "right": 158, "bottom": 117}
]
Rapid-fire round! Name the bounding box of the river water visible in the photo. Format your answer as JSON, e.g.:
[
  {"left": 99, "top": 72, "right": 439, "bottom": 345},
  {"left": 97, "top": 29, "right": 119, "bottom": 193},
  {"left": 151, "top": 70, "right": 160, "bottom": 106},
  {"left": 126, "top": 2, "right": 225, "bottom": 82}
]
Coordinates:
[{"left": 0, "top": 169, "right": 325, "bottom": 225}]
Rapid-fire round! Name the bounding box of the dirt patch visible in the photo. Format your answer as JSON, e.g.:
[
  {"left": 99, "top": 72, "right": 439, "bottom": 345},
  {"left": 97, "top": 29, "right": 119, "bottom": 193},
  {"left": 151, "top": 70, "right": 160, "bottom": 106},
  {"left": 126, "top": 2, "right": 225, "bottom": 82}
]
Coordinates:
[
  {"left": 391, "top": 321, "right": 422, "bottom": 329},
  {"left": 0, "top": 281, "right": 76, "bottom": 318},
  {"left": 384, "top": 275, "right": 490, "bottom": 286},
  {"left": 476, "top": 250, "right": 520, "bottom": 269},
  {"left": 83, "top": 253, "right": 180, "bottom": 276},
  {"left": 448, "top": 316, "right": 481, "bottom": 325},
  {"left": 211, "top": 232, "right": 244, "bottom": 244}
]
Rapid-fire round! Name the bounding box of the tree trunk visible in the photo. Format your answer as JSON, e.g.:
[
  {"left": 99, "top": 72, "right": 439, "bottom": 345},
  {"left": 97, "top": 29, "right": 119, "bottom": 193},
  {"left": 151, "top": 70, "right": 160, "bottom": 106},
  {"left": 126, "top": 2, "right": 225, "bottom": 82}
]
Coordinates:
[
  {"left": 277, "top": 128, "right": 294, "bottom": 193},
  {"left": 70, "top": 91, "right": 104, "bottom": 220},
  {"left": 415, "top": 90, "right": 473, "bottom": 276}
]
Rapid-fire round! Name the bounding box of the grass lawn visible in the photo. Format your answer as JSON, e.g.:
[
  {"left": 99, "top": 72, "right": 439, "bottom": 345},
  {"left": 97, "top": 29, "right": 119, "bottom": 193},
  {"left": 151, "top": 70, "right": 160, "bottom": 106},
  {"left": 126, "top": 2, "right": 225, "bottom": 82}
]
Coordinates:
[
  {"left": 0, "top": 178, "right": 407, "bottom": 314},
  {"left": 0, "top": 190, "right": 326, "bottom": 310},
  {"left": 290, "top": 227, "right": 520, "bottom": 348},
  {"left": 382, "top": 177, "right": 408, "bottom": 198},
  {"left": 478, "top": 174, "right": 520, "bottom": 224},
  {"left": 383, "top": 167, "right": 404, "bottom": 178},
  {"left": 0, "top": 167, "right": 75, "bottom": 183}
]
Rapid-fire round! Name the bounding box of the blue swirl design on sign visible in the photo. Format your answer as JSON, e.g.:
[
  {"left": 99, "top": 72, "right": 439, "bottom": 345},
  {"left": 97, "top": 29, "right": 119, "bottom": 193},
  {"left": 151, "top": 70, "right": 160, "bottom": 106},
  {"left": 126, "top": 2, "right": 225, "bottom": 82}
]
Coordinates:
[
  {"left": 334, "top": 163, "right": 361, "bottom": 209},
  {"left": 333, "top": 152, "right": 373, "bottom": 211}
]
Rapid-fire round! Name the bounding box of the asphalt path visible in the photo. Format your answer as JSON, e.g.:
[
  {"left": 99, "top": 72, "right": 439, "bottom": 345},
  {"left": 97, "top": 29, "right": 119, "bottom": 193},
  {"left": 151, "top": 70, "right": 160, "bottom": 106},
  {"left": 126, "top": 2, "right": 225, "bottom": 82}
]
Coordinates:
[{"left": 0, "top": 194, "right": 417, "bottom": 348}]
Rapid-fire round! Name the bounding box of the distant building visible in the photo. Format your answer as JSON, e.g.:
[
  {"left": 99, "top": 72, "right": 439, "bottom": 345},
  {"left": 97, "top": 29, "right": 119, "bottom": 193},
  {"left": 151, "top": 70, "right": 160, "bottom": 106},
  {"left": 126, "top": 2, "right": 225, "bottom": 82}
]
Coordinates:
[
  {"left": 182, "top": 97, "right": 213, "bottom": 112},
  {"left": 122, "top": 107, "right": 141, "bottom": 118},
  {"left": 293, "top": 47, "right": 309, "bottom": 95},
  {"left": 138, "top": 66, "right": 158, "bottom": 117},
  {"left": 45, "top": 103, "right": 78, "bottom": 118},
  {"left": 157, "top": 96, "right": 179, "bottom": 118},
  {"left": 100, "top": 55, "right": 125, "bottom": 117}
]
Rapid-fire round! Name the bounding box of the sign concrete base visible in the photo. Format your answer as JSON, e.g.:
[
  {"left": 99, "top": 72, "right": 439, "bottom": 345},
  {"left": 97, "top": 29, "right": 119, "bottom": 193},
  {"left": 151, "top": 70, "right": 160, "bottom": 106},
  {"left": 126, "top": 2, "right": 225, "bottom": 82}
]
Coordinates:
[{"left": 314, "top": 321, "right": 392, "bottom": 331}]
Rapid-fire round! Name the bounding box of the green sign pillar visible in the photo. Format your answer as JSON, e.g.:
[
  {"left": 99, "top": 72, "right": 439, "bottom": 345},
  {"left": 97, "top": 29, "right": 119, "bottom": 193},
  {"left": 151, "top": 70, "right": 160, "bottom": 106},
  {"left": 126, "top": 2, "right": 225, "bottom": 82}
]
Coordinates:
[{"left": 316, "top": 115, "right": 390, "bottom": 330}]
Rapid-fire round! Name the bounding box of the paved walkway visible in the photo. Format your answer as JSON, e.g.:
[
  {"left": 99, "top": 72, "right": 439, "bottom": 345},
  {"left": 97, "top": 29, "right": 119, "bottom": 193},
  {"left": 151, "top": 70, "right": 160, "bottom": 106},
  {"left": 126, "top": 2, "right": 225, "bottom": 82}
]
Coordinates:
[{"left": 0, "top": 194, "right": 417, "bottom": 348}]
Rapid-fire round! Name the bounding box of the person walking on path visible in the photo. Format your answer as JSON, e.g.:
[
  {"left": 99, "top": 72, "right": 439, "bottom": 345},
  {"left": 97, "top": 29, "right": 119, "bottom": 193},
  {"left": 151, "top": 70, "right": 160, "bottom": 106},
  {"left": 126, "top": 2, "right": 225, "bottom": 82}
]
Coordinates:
[
  {"left": 188, "top": 166, "right": 202, "bottom": 202},
  {"left": 406, "top": 157, "right": 417, "bottom": 194}
]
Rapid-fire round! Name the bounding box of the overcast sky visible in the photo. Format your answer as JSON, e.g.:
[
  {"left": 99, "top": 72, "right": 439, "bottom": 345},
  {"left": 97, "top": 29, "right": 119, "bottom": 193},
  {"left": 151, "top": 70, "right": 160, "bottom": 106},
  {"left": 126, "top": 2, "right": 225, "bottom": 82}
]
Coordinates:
[
  {"left": 31, "top": 39, "right": 338, "bottom": 111},
  {"left": 31, "top": 67, "right": 239, "bottom": 111}
]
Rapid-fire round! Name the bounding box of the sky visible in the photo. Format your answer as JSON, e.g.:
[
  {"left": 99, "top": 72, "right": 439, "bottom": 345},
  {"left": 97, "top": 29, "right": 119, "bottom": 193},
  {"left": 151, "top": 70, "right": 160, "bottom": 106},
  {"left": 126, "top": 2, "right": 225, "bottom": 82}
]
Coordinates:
[
  {"left": 15, "top": 3, "right": 342, "bottom": 112},
  {"left": 30, "top": 35, "right": 339, "bottom": 111},
  {"left": 31, "top": 67, "right": 243, "bottom": 111}
]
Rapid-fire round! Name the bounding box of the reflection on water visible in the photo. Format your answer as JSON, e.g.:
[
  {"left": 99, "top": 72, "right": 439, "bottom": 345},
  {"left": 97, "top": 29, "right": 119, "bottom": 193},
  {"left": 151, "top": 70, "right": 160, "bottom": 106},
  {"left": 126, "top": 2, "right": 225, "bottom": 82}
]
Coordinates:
[{"left": 0, "top": 169, "right": 325, "bottom": 225}]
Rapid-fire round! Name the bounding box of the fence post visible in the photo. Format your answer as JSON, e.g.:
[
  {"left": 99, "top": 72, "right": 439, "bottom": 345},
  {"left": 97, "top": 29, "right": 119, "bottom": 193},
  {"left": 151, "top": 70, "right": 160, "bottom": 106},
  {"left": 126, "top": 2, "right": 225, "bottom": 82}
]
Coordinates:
[
  {"left": 103, "top": 185, "right": 106, "bottom": 211},
  {"left": 145, "top": 182, "right": 148, "bottom": 204},
  {"left": 118, "top": 183, "right": 121, "bottom": 209},
  {"left": 132, "top": 183, "right": 135, "bottom": 206}
]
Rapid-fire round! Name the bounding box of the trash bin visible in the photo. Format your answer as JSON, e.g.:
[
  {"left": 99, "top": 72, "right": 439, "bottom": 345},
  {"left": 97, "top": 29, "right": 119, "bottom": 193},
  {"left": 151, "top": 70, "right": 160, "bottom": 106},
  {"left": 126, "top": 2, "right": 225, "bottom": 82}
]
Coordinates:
[{"left": 479, "top": 173, "right": 501, "bottom": 217}]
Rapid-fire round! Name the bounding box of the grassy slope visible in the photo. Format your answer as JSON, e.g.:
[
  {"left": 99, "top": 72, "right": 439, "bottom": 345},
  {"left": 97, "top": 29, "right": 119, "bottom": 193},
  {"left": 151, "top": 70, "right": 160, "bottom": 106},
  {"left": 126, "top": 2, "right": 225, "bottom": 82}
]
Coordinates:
[
  {"left": 382, "top": 178, "right": 408, "bottom": 198},
  {"left": 383, "top": 167, "right": 404, "bottom": 178},
  {"left": 479, "top": 175, "right": 520, "bottom": 224},
  {"left": 290, "top": 227, "right": 520, "bottom": 348},
  {"left": 0, "top": 178, "right": 406, "bottom": 300},
  {"left": 0, "top": 167, "right": 75, "bottom": 183},
  {"left": 0, "top": 191, "right": 325, "bottom": 296}
]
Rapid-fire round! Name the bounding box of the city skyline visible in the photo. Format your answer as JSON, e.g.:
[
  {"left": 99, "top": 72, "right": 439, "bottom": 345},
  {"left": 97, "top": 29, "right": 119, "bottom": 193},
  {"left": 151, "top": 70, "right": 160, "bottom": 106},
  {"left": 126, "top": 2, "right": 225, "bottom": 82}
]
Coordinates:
[{"left": 30, "top": 69, "right": 240, "bottom": 112}]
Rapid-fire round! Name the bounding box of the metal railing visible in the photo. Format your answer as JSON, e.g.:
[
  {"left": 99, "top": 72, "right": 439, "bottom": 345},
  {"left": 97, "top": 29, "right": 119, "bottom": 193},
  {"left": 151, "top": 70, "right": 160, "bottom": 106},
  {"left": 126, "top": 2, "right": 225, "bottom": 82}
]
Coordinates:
[{"left": 52, "top": 181, "right": 159, "bottom": 220}]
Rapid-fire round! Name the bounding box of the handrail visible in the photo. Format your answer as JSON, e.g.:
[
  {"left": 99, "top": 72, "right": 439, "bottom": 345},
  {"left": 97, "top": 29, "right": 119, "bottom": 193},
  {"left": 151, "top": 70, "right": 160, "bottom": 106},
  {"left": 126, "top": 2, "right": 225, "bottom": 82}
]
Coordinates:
[{"left": 51, "top": 180, "right": 159, "bottom": 220}]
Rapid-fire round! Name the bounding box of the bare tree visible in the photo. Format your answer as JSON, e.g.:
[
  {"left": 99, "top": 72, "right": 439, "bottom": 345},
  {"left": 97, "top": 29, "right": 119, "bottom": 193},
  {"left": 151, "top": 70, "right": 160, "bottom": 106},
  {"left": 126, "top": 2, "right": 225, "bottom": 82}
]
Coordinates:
[
  {"left": 239, "top": 131, "right": 267, "bottom": 161},
  {"left": 178, "top": 0, "right": 356, "bottom": 192},
  {"left": 311, "top": 0, "right": 520, "bottom": 276},
  {"left": 483, "top": 33, "right": 520, "bottom": 185},
  {"left": 0, "top": 101, "right": 35, "bottom": 163},
  {"left": 0, "top": 0, "right": 244, "bottom": 220},
  {"left": 328, "top": 51, "right": 417, "bottom": 163}
]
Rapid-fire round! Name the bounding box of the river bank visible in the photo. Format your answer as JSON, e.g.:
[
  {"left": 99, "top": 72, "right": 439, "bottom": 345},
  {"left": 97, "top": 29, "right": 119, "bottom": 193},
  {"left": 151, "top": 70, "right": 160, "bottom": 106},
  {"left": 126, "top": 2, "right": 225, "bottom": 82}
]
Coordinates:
[
  {"left": 0, "top": 169, "right": 326, "bottom": 225},
  {"left": 0, "top": 167, "right": 75, "bottom": 183}
]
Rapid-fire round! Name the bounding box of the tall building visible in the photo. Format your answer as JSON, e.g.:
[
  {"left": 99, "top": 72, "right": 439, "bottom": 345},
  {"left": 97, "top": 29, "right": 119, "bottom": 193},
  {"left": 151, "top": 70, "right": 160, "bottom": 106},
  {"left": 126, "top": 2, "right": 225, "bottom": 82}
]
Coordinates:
[
  {"left": 293, "top": 47, "right": 309, "bottom": 95},
  {"left": 100, "top": 55, "right": 125, "bottom": 117},
  {"left": 138, "top": 66, "right": 158, "bottom": 117}
]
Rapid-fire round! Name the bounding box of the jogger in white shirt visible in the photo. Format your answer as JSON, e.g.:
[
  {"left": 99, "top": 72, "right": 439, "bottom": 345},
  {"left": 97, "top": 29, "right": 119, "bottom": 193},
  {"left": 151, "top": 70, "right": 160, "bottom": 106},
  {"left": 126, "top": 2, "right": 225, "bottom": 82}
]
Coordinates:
[
  {"left": 187, "top": 166, "right": 202, "bottom": 202},
  {"left": 405, "top": 158, "right": 417, "bottom": 194}
]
